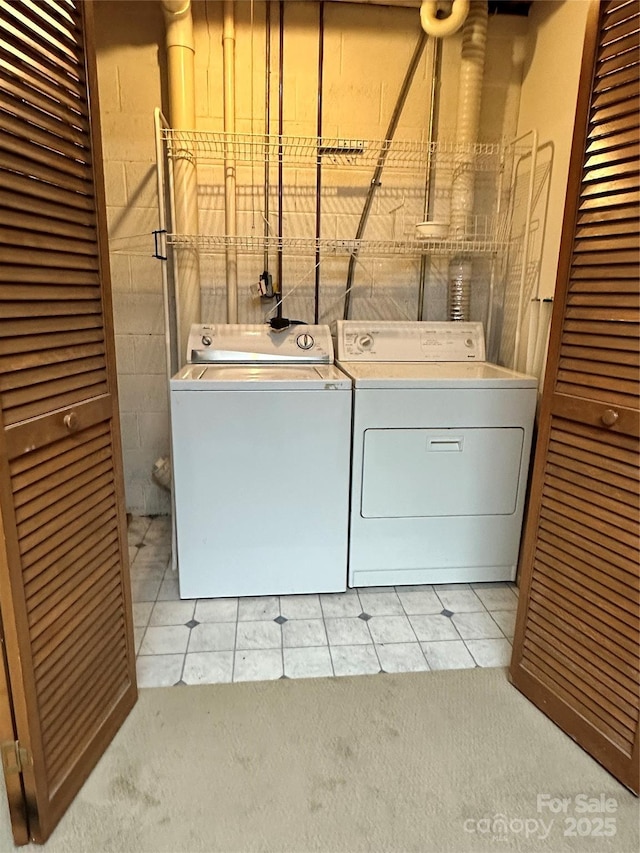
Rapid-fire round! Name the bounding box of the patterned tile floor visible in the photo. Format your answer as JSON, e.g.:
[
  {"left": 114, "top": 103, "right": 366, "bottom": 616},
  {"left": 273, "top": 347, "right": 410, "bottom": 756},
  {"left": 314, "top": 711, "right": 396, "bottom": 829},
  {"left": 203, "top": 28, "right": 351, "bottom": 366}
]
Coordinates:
[{"left": 129, "top": 516, "right": 518, "bottom": 688}]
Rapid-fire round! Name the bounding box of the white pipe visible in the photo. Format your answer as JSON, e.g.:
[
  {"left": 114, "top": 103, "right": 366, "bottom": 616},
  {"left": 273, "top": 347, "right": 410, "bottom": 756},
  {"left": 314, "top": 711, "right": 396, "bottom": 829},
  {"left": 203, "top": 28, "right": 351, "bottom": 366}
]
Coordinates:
[
  {"left": 163, "top": 0, "right": 196, "bottom": 126},
  {"left": 450, "top": 0, "right": 487, "bottom": 235},
  {"left": 161, "top": 0, "right": 200, "bottom": 359},
  {"left": 420, "top": 0, "right": 469, "bottom": 37},
  {"left": 447, "top": 0, "right": 488, "bottom": 321},
  {"left": 223, "top": 1, "right": 238, "bottom": 324}
]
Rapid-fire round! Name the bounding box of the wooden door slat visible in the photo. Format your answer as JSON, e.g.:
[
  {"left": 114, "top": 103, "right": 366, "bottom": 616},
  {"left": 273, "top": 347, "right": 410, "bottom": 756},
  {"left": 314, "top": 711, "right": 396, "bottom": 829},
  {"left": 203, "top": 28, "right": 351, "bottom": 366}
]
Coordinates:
[
  {"left": 546, "top": 456, "right": 639, "bottom": 507},
  {"left": 522, "top": 643, "right": 634, "bottom": 750},
  {"left": 562, "top": 329, "right": 640, "bottom": 349},
  {"left": 38, "top": 615, "right": 124, "bottom": 738},
  {"left": 531, "top": 574, "right": 638, "bottom": 661},
  {"left": 30, "top": 546, "right": 120, "bottom": 648},
  {"left": 537, "top": 531, "right": 639, "bottom": 600},
  {"left": 0, "top": 345, "right": 105, "bottom": 380},
  {"left": 0, "top": 207, "right": 97, "bottom": 244},
  {"left": 532, "top": 592, "right": 638, "bottom": 693},
  {"left": 539, "top": 516, "right": 639, "bottom": 584},
  {"left": 31, "top": 569, "right": 121, "bottom": 669},
  {"left": 15, "top": 457, "right": 112, "bottom": 528},
  {"left": 557, "top": 355, "right": 639, "bottom": 380},
  {"left": 0, "top": 68, "right": 87, "bottom": 132},
  {"left": 24, "top": 509, "right": 117, "bottom": 598},
  {"left": 560, "top": 342, "right": 640, "bottom": 365},
  {"left": 27, "top": 532, "right": 118, "bottom": 623},
  {"left": 46, "top": 642, "right": 128, "bottom": 785},
  {"left": 1, "top": 167, "right": 94, "bottom": 212},
  {"left": 535, "top": 549, "right": 638, "bottom": 630},
  {"left": 33, "top": 568, "right": 119, "bottom": 685},
  {"left": 527, "top": 624, "right": 638, "bottom": 722},
  {"left": 528, "top": 592, "right": 639, "bottom": 681},
  {"left": 0, "top": 17, "right": 82, "bottom": 84},
  {"left": 0, "top": 328, "right": 104, "bottom": 358}
]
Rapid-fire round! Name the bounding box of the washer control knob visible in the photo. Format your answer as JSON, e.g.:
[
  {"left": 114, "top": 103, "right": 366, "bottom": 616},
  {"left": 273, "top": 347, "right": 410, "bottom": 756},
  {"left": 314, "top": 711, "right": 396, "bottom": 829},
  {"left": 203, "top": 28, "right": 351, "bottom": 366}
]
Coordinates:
[
  {"left": 465, "top": 338, "right": 474, "bottom": 348},
  {"left": 358, "top": 334, "right": 374, "bottom": 351},
  {"left": 201, "top": 335, "right": 212, "bottom": 347},
  {"left": 296, "top": 333, "right": 314, "bottom": 350}
]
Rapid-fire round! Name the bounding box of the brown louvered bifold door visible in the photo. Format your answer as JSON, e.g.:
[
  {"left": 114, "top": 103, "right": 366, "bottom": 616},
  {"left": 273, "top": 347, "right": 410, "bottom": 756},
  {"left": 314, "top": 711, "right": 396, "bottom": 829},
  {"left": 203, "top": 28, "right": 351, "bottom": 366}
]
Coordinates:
[
  {"left": 510, "top": 0, "right": 639, "bottom": 794},
  {"left": 0, "top": 0, "right": 137, "bottom": 843}
]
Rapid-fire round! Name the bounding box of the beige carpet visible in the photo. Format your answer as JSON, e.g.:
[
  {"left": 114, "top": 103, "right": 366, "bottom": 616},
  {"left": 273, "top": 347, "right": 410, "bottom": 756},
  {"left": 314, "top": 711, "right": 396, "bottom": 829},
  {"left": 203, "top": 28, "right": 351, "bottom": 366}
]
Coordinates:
[{"left": 1, "top": 668, "right": 637, "bottom": 852}]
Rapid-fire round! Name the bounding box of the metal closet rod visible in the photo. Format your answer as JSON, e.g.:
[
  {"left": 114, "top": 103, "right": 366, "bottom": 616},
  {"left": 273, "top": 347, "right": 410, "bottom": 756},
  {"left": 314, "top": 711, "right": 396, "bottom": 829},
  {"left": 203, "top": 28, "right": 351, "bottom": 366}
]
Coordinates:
[{"left": 342, "top": 27, "right": 428, "bottom": 320}]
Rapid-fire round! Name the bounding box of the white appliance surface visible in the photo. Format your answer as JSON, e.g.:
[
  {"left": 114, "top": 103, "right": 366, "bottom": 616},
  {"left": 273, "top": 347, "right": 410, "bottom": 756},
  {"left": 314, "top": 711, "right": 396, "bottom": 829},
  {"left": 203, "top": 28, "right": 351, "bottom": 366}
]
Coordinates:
[
  {"left": 172, "top": 363, "right": 351, "bottom": 391},
  {"left": 335, "top": 320, "right": 537, "bottom": 588},
  {"left": 334, "top": 320, "right": 486, "bottom": 361},
  {"left": 187, "top": 323, "right": 334, "bottom": 363},
  {"left": 170, "top": 324, "right": 351, "bottom": 598},
  {"left": 336, "top": 360, "right": 537, "bottom": 389}
]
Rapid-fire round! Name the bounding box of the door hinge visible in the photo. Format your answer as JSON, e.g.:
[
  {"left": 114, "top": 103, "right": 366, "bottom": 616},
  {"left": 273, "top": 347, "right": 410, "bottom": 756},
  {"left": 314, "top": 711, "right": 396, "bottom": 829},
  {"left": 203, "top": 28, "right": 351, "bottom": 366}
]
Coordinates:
[{"left": 1, "top": 741, "right": 32, "bottom": 775}]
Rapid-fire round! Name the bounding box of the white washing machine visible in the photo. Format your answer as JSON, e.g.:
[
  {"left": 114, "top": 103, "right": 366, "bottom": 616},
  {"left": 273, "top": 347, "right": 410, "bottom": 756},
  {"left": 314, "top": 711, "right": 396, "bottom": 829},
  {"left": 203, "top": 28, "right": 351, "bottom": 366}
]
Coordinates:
[
  {"left": 170, "top": 324, "right": 352, "bottom": 598},
  {"left": 335, "top": 320, "right": 538, "bottom": 587}
]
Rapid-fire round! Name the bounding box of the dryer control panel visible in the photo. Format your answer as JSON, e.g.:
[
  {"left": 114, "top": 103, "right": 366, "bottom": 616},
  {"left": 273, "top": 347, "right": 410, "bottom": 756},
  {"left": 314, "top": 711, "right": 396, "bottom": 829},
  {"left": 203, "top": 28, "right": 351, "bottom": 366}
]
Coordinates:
[
  {"left": 187, "top": 323, "right": 334, "bottom": 364},
  {"left": 334, "top": 321, "right": 486, "bottom": 362}
]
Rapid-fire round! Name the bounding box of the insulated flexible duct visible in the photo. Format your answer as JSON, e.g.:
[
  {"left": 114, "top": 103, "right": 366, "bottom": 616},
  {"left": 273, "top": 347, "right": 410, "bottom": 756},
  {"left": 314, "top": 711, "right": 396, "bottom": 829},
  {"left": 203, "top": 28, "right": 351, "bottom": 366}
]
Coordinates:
[{"left": 448, "top": 0, "right": 488, "bottom": 321}]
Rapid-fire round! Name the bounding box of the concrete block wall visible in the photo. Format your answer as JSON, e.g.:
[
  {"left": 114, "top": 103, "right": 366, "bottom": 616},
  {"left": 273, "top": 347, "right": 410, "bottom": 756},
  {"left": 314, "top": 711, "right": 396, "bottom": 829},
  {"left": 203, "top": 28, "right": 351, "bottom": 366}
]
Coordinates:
[
  {"left": 95, "top": 0, "right": 171, "bottom": 515},
  {"left": 94, "top": 0, "right": 533, "bottom": 514}
]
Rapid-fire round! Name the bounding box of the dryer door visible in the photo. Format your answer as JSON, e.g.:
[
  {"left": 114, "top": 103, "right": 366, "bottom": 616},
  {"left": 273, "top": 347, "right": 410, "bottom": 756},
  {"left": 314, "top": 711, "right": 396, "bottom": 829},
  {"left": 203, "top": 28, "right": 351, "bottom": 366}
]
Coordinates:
[{"left": 361, "top": 427, "right": 525, "bottom": 518}]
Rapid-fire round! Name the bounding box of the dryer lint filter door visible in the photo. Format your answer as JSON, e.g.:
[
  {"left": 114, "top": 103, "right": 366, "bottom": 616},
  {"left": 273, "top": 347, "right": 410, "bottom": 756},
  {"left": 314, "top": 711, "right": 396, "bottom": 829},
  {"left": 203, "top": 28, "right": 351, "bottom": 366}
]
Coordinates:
[{"left": 360, "top": 427, "right": 525, "bottom": 518}]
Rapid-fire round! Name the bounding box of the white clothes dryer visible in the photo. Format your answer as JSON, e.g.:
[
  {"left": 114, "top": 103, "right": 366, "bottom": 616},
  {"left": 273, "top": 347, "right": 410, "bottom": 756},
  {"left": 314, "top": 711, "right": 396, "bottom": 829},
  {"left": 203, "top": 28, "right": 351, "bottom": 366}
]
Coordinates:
[
  {"left": 335, "top": 321, "right": 538, "bottom": 588},
  {"left": 170, "top": 324, "right": 352, "bottom": 598}
]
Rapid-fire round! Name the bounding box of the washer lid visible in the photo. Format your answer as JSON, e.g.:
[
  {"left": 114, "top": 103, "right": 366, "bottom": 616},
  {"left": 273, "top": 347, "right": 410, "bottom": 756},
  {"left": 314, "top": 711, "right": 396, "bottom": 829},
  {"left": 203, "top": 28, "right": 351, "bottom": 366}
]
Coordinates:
[
  {"left": 336, "top": 360, "right": 538, "bottom": 389},
  {"left": 170, "top": 363, "right": 352, "bottom": 391}
]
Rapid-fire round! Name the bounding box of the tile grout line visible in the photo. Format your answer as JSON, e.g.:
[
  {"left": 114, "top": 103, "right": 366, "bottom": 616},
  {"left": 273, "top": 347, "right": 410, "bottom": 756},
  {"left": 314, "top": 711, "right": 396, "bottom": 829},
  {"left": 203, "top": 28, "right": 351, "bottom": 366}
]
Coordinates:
[
  {"left": 231, "top": 601, "right": 241, "bottom": 683},
  {"left": 322, "top": 612, "right": 336, "bottom": 677},
  {"left": 357, "top": 588, "right": 390, "bottom": 673},
  {"left": 177, "top": 596, "right": 197, "bottom": 684},
  {"left": 396, "top": 592, "right": 430, "bottom": 668},
  {"left": 278, "top": 596, "right": 285, "bottom": 679}
]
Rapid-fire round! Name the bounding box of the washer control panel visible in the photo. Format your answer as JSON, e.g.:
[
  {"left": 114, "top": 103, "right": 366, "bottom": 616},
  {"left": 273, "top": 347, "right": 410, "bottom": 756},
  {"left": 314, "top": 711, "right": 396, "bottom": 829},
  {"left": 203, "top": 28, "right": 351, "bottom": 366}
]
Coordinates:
[
  {"left": 334, "top": 321, "right": 486, "bottom": 362},
  {"left": 187, "top": 324, "right": 333, "bottom": 364}
]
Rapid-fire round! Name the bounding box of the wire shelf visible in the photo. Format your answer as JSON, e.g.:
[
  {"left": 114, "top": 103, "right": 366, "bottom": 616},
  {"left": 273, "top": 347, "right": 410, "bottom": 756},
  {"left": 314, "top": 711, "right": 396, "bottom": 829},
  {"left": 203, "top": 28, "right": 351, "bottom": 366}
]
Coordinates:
[
  {"left": 162, "top": 130, "right": 515, "bottom": 172},
  {"left": 166, "top": 232, "right": 509, "bottom": 257}
]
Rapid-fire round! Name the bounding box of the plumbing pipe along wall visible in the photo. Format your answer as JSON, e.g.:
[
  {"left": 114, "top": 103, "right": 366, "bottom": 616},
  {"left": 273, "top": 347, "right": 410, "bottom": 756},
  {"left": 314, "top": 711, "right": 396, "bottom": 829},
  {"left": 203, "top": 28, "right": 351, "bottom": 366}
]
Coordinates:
[
  {"left": 223, "top": 0, "right": 238, "bottom": 323},
  {"left": 448, "top": 0, "right": 488, "bottom": 321},
  {"left": 161, "top": 0, "right": 201, "bottom": 357}
]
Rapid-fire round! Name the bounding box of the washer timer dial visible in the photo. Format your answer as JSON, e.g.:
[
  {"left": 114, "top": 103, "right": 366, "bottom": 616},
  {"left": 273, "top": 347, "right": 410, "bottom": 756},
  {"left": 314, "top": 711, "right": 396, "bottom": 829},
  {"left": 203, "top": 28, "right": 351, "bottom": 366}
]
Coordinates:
[{"left": 296, "top": 333, "right": 314, "bottom": 350}]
